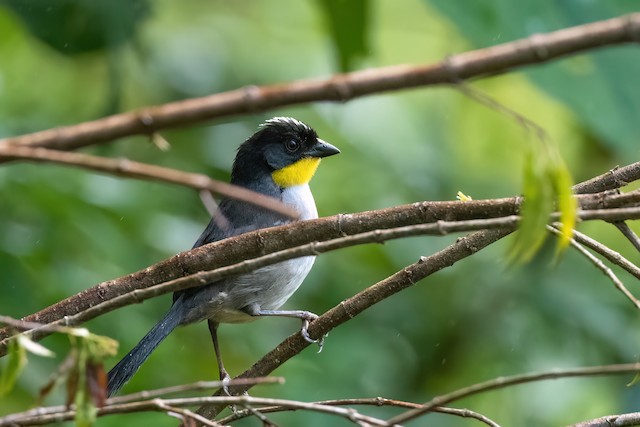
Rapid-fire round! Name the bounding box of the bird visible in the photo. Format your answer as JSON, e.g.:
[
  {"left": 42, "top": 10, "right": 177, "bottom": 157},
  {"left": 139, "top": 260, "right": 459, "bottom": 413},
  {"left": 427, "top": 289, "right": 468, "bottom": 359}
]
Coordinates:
[{"left": 107, "top": 117, "right": 340, "bottom": 396}]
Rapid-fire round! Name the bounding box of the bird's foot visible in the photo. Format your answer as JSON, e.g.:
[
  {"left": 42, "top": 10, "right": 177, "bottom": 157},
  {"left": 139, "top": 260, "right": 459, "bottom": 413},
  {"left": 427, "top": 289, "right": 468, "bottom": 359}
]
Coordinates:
[
  {"left": 220, "top": 368, "right": 232, "bottom": 397},
  {"left": 300, "top": 314, "right": 327, "bottom": 353}
]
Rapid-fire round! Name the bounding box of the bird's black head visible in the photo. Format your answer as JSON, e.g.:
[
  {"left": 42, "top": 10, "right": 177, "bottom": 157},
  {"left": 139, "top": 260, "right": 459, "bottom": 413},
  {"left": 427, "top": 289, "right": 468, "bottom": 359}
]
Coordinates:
[{"left": 231, "top": 117, "right": 340, "bottom": 190}]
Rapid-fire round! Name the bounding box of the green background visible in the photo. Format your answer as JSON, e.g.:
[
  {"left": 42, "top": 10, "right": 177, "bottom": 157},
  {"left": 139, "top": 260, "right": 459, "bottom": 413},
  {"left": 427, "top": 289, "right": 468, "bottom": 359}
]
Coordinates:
[{"left": 1, "top": 0, "right": 640, "bottom": 425}]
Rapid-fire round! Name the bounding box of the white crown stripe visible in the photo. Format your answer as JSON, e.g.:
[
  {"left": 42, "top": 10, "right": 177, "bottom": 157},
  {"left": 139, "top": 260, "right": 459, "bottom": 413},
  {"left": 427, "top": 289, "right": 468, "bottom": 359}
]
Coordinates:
[{"left": 260, "top": 117, "right": 312, "bottom": 132}]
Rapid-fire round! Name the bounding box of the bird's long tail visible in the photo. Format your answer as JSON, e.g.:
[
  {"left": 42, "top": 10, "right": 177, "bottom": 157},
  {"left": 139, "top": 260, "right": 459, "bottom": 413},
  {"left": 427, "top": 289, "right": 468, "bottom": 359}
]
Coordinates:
[{"left": 107, "top": 304, "right": 183, "bottom": 396}]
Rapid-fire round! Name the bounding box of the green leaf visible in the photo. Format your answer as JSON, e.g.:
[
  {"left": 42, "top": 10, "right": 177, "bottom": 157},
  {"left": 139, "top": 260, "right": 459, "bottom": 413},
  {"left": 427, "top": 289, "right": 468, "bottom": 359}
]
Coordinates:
[
  {"left": 627, "top": 371, "right": 640, "bottom": 387},
  {"left": 74, "top": 339, "right": 97, "bottom": 427},
  {"left": 316, "top": 0, "right": 371, "bottom": 71},
  {"left": 0, "top": 337, "right": 27, "bottom": 396},
  {"left": 509, "top": 138, "right": 576, "bottom": 262},
  {"left": 63, "top": 331, "right": 114, "bottom": 426},
  {"left": 550, "top": 154, "right": 577, "bottom": 253},
  {"left": 510, "top": 148, "right": 553, "bottom": 262}
]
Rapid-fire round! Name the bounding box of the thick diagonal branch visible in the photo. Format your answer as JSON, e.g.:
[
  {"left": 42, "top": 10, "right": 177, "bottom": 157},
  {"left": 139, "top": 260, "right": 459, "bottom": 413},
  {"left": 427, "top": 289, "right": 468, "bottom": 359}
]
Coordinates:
[
  {"left": 192, "top": 228, "right": 515, "bottom": 420},
  {"left": 2, "top": 190, "right": 640, "bottom": 356},
  {"left": 0, "top": 198, "right": 520, "bottom": 351}
]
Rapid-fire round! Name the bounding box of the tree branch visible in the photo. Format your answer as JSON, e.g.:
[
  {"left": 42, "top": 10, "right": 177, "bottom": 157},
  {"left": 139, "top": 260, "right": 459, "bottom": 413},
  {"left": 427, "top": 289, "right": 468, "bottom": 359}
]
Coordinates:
[
  {"left": 107, "top": 377, "right": 284, "bottom": 405},
  {"left": 0, "top": 144, "right": 298, "bottom": 218},
  {"left": 0, "top": 395, "right": 392, "bottom": 427},
  {"left": 613, "top": 222, "right": 640, "bottom": 253},
  {"left": 192, "top": 227, "right": 515, "bottom": 420},
  {"left": 5, "top": 216, "right": 527, "bottom": 346},
  {"left": 547, "top": 225, "right": 640, "bottom": 309},
  {"left": 386, "top": 363, "right": 640, "bottom": 425},
  {"left": 2, "top": 162, "right": 639, "bottom": 423},
  {"left": 1, "top": 12, "right": 638, "bottom": 427},
  {"left": 3, "top": 193, "right": 640, "bottom": 357},
  {"left": 1, "top": 14, "right": 638, "bottom": 151},
  {"left": 573, "top": 163, "right": 640, "bottom": 194},
  {"left": 569, "top": 411, "right": 640, "bottom": 427},
  {"left": 2, "top": 185, "right": 640, "bottom": 357},
  {"left": 219, "top": 397, "right": 502, "bottom": 427},
  {"left": 0, "top": 197, "right": 521, "bottom": 351},
  {"left": 552, "top": 225, "right": 640, "bottom": 280}
]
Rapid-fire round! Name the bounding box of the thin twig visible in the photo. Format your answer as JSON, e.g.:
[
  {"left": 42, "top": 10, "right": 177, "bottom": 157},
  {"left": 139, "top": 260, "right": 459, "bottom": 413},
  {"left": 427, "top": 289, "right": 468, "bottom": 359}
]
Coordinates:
[
  {"left": 236, "top": 405, "right": 275, "bottom": 427},
  {"left": 1, "top": 14, "right": 638, "bottom": 151},
  {"left": 220, "top": 397, "right": 502, "bottom": 427},
  {"left": 454, "top": 82, "right": 548, "bottom": 142},
  {"left": 0, "top": 315, "right": 86, "bottom": 336},
  {"left": 547, "top": 225, "right": 640, "bottom": 309},
  {"left": 613, "top": 222, "right": 640, "bottom": 253},
  {"left": 578, "top": 189, "right": 640, "bottom": 210},
  {"left": 107, "top": 377, "right": 284, "bottom": 404},
  {"left": 155, "top": 401, "right": 222, "bottom": 427},
  {"left": 198, "top": 190, "right": 231, "bottom": 231},
  {"left": 198, "top": 190, "right": 220, "bottom": 219},
  {"left": 0, "top": 144, "right": 297, "bottom": 219},
  {"left": 386, "top": 363, "right": 640, "bottom": 425},
  {"left": 578, "top": 207, "right": 640, "bottom": 222},
  {"left": 551, "top": 224, "right": 640, "bottom": 280},
  {"left": 0, "top": 396, "right": 390, "bottom": 427}
]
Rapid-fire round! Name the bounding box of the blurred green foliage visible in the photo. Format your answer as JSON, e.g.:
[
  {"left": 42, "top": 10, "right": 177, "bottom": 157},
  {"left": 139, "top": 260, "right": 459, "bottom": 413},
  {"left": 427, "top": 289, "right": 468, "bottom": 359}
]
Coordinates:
[
  {"left": 2, "top": 0, "right": 149, "bottom": 54},
  {"left": 317, "top": 0, "right": 371, "bottom": 71},
  {"left": 1, "top": 1, "right": 640, "bottom": 425}
]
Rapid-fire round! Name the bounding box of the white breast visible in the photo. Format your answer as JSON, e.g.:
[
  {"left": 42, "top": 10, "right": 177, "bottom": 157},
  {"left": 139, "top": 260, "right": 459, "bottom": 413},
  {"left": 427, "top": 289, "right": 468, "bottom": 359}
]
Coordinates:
[
  {"left": 255, "top": 183, "right": 318, "bottom": 309},
  {"left": 282, "top": 184, "right": 318, "bottom": 221}
]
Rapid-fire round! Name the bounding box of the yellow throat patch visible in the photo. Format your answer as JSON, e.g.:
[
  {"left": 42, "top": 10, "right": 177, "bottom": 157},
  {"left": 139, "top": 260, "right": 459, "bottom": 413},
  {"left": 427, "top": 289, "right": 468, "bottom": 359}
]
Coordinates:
[{"left": 271, "top": 157, "right": 321, "bottom": 188}]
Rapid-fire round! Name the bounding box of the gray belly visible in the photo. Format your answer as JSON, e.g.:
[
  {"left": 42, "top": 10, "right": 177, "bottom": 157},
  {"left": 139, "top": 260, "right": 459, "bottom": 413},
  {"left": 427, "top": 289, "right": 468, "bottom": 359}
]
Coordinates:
[{"left": 180, "top": 255, "right": 315, "bottom": 324}]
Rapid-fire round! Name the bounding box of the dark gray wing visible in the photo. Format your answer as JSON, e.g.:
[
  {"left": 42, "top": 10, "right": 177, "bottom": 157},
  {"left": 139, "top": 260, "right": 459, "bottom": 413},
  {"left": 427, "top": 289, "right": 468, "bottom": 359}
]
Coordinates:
[{"left": 173, "top": 198, "right": 290, "bottom": 303}]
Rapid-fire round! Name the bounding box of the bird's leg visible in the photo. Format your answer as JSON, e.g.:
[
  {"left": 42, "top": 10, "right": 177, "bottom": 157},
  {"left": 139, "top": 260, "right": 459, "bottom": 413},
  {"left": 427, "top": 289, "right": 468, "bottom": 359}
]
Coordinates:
[
  {"left": 207, "top": 320, "right": 231, "bottom": 396},
  {"left": 244, "top": 306, "right": 326, "bottom": 352}
]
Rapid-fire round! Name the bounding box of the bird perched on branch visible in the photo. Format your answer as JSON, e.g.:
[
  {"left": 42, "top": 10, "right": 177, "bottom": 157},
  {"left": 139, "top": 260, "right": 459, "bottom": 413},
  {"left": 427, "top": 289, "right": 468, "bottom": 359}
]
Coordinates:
[{"left": 107, "top": 117, "right": 340, "bottom": 396}]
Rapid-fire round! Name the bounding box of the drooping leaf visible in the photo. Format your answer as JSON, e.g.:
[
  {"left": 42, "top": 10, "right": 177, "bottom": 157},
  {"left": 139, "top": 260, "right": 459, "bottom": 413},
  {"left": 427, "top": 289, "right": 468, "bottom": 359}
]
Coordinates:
[
  {"left": 86, "top": 362, "right": 107, "bottom": 408},
  {"left": 74, "top": 375, "right": 96, "bottom": 427},
  {"left": 550, "top": 153, "right": 577, "bottom": 252},
  {"left": 0, "top": 337, "right": 27, "bottom": 396},
  {"left": 63, "top": 331, "right": 115, "bottom": 425},
  {"left": 66, "top": 355, "right": 80, "bottom": 407},
  {"left": 627, "top": 372, "right": 640, "bottom": 387},
  {"left": 510, "top": 147, "right": 553, "bottom": 262},
  {"left": 509, "top": 138, "right": 576, "bottom": 262},
  {"left": 73, "top": 339, "right": 97, "bottom": 427}
]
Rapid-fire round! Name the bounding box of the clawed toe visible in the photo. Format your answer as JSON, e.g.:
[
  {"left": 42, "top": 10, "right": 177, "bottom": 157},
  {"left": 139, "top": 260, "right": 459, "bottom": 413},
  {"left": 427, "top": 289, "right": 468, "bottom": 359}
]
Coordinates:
[
  {"left": 300, "top": 318, "right": 327, "bottom": 353},
  {"left": 220, "top": 369, "right": 232, "bottom": 397}
]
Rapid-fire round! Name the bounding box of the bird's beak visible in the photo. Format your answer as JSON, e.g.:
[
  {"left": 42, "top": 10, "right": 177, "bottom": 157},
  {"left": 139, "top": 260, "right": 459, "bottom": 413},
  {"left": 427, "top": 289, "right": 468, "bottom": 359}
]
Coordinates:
[{"left": 307, "top": 139, "right": 340, "bottom": 158}]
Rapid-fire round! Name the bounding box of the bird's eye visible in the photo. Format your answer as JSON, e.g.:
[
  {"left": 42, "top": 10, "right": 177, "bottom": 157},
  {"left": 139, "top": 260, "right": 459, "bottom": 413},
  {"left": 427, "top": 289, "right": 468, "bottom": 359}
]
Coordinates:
[{"left": 285, "top": 140, "right": 300, "bottom": 153}]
